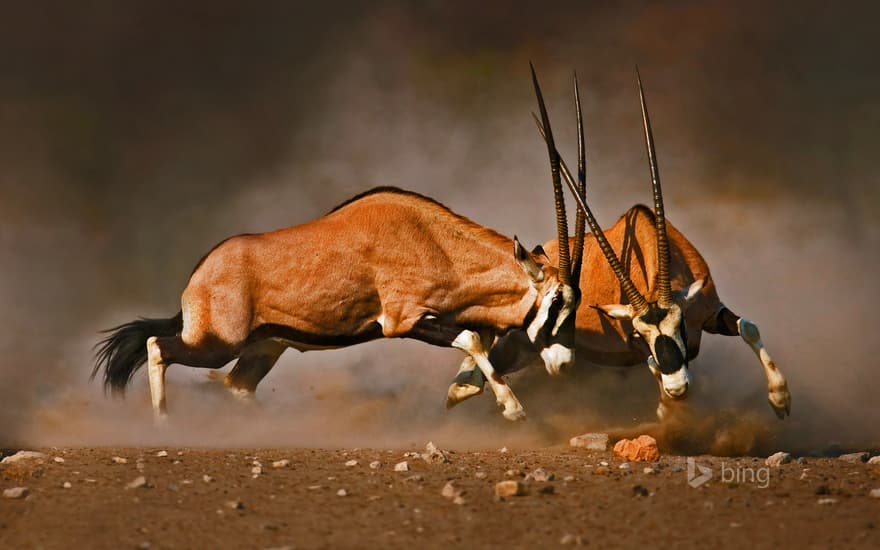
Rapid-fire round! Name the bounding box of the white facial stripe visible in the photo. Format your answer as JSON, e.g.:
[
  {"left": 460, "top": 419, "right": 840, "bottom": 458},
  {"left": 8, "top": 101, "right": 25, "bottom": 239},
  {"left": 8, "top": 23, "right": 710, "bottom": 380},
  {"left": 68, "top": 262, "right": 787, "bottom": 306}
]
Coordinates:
[
  {"left": 526, "top": 282, "right": 559, "bottom": 342},
  {"left": 540, "top": 343, "right": 573, "bottom": 375},
  {"left": 661, "top": 367, "right": 690, "bottom": 398}
]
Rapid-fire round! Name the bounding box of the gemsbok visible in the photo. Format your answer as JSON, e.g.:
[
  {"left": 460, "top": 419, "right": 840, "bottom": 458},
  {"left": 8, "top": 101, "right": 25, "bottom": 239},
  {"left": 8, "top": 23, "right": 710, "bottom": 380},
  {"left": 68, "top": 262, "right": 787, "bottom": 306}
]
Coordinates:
[
  {"left": 448, "top": 66, "right": 791, "bottom": 421},
  {"left": 93, "top": 183, "right": 586, "bottom": 422}
]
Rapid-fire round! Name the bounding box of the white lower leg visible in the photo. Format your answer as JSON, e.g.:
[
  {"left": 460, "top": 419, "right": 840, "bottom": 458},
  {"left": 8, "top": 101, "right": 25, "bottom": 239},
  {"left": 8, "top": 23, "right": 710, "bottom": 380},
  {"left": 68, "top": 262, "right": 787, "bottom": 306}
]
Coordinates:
[
  {"left": 146, "top": 336, "right": 168, "bottom": 423},
  {"left": 452, "top": 330, "right": 524, "bottom": 421},
  {"left": 738, "top": 318, "right": 790, "bottom": 417}
]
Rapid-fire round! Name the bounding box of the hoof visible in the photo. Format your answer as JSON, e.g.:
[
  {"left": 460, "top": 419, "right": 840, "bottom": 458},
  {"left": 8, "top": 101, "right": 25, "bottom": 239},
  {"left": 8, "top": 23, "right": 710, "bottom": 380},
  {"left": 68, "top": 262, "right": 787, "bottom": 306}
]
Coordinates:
[
  {"left": 768, "top": 387, "right": 791, "bottom": 419},
  {"left": 446, "top": 383, "right": 483, "bottom": 409},
  {"left": 502, "top": 406, "right": 527, "bottom": 422}
]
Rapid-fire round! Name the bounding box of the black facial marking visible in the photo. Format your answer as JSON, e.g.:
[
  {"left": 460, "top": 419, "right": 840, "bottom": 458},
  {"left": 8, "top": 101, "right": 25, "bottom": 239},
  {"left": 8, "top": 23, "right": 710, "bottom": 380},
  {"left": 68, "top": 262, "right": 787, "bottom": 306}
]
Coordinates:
[
  {"left": 535, "top": 289, "right": 565, "bottom": 345},
  {"left": 654, "top": 334, "right": 685, "bottom": 374},
  {"left": 640, "top": 306, "right": 668, "bottom": 326}
]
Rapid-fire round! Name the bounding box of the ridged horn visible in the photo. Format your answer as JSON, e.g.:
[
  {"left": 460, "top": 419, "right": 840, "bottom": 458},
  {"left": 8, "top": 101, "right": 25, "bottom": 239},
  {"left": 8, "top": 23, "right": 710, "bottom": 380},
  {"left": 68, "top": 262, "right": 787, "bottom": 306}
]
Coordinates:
[
  {"left": 530, "top": 62, "right": 571, "bottom": 286},
  {"left": 636, "top": 67, "right": 672, "bottom": 307},
  {"left": 531, "top": 115, "right": 649, "bottom": 315},
  {"left": 570, "top": 72, "right": 587, "bottom": 286}
]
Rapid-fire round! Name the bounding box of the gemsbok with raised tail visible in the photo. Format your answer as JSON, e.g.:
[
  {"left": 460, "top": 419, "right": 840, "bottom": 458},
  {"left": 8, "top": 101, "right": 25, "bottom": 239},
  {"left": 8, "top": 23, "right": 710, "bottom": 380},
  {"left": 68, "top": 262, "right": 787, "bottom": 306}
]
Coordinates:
[
  {"left": 449, "top": 65, "right": 791, "bottom": 421},
  {"left": 93, "top": 183, "right": 586, "bottom": 422}
]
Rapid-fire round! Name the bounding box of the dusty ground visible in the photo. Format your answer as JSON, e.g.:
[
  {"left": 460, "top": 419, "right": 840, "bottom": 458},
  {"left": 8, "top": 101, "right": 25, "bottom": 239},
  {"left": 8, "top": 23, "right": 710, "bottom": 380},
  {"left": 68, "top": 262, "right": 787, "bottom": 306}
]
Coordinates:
[{"left": 1, "top": 446, "right": 879, "bottom": 549}]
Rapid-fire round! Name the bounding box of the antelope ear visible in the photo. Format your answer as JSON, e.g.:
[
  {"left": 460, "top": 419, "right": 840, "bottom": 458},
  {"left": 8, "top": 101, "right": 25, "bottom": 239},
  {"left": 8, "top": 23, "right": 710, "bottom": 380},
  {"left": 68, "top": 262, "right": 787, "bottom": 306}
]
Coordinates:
[
  {"left": 530, "top": 244, "right": 550, "bottom": 263},
  {"left": 591, "top": 303, "right": 634, "bottom": 320},
  {"left": 514, "top": 236, "right": 544, "bottom": 283},
  {"left": 674, "top": 277, "right": 706, "bottom": 305}
]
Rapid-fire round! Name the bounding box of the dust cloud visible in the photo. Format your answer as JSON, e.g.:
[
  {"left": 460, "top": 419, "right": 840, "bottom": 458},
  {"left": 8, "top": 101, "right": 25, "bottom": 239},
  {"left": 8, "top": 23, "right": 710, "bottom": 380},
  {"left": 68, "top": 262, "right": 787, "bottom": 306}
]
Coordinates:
[{"left": 1, "top": 2, "right": 878, "bottom": 454}]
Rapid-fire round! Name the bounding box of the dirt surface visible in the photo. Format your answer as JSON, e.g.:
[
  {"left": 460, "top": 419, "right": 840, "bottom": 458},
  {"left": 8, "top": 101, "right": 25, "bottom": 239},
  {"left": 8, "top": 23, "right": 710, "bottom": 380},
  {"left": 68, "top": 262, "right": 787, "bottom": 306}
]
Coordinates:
[{"left": 2, "top": 447, "right": 879, "bottom": 549}]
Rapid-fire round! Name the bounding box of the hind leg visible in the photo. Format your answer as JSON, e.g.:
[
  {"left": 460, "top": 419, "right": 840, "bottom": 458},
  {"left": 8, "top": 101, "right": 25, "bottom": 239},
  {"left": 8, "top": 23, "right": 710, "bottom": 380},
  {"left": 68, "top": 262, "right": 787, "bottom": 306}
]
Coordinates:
[
  {"left": 704, "top": 306, "right": 791, "bottom": 418},
  {"left": 223, "top": 339, "right": 287, "bottom": 400},
  {"left": 146, "top": 335, "right": 237, "bottom": 423}
]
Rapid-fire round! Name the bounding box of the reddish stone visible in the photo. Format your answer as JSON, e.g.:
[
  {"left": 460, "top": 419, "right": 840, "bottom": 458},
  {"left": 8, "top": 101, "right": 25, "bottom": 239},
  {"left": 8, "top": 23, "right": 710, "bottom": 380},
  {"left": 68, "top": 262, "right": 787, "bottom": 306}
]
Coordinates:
[{"left": 613, "top": 435, "right": 660, "bottom": 462}]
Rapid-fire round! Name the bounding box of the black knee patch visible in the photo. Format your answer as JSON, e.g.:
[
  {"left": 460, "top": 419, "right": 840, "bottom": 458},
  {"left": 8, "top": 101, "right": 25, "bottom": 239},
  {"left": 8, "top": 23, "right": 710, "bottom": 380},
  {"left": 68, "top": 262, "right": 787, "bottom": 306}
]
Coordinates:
[
  {"left": 454, "top": 368, "right": 485, "bottom": 388},
  {"left": 704, "top": 307, "right": 740, "bottom": 336}
]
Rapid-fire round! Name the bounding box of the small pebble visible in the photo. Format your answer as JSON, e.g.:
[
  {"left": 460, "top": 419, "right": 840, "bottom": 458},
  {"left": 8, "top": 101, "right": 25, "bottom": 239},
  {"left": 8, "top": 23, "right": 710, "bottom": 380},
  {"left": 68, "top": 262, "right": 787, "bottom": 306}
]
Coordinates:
[
  {"left": 563, "top": 475, "right": 575, "bottom": 482},
  {"left": 369, "top": 461, "right": 381, "bottom": 470},
  {"left": 202, "top": 475, "right": 214, "bottom": 483},
  {"left": 112, "top": 457, "right": 128, "bottom": 464},
  {"left": 345, "top": 460, "right": 358, "bottom": 467},
  {"left": 272, "top": 460, "right": 290, "bottom": 469},
  {"left": 156, "top": 451, "right": 168, "bottom": 458},
  {"left": 838, "top": 452, "right": 869, "bottom": 464},
  {"left": 817, "top": 498, "right": 837, "bottom": 505},
  {"left": 643, "top": 467, "right": 656, "bottom": 475},
  {"left": 394, "top": 461, "right": 409, "bottom": 472},
  {"left": 337, "top": 489, "right": 348, "bottom": 497},
  {"left": 53, "top": 456, "right": 65, "bottom": 464},
  {"left": 495, "top": 480, "right": 524, "bottom": 498},
  {"left": 475, "top": 472, "right": 488, "bottom": 480},
  {"left": 3, "top": 487, "right": 28, "bottom": 499},
  {"left": 125, "top": 476, "right": 148, "bottom": 490},
  {"left": 619, "top": 462, "right": 631, "bottom": 470},
  {"left": 869, "top": 488, "right": 880, "bottom": 499},
  {"left": 225, "top": 498, "right": 244, "bottom": 510},
  {"left": 63, "top": 482, "right": 72, "bottom": 489},
  {"left": 765, "top": 452, "right": 791, "bottom": 468}
]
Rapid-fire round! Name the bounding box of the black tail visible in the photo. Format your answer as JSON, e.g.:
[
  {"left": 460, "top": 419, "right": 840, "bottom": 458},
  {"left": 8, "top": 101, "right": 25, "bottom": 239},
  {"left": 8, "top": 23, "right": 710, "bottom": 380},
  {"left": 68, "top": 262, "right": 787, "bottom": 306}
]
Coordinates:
[{"left": 91, "top": 312, "right": 183, "bottom": 395}]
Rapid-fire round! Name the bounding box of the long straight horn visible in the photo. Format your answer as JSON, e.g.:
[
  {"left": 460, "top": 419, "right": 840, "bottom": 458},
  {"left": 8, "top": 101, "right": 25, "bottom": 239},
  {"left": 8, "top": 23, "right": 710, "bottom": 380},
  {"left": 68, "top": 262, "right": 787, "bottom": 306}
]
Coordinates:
[
  {"left": 532, "top": 115, "right": 650, "bottom": 315},
  {"left": 636, "top": 67, "right": 672, "bottom": 307},
  {"left": 530, "top": 62, "right": 571, "bottom": 285},
  {"left": 570, "top": 72, "right": 587, "bottom": 286}
]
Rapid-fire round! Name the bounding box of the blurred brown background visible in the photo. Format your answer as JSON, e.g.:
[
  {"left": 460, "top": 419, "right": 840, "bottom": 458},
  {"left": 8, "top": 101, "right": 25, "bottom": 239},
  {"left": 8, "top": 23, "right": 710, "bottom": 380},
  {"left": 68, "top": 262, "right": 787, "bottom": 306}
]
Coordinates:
[{"left": 0, "top": 1, "right": 877, "bottom": 450}]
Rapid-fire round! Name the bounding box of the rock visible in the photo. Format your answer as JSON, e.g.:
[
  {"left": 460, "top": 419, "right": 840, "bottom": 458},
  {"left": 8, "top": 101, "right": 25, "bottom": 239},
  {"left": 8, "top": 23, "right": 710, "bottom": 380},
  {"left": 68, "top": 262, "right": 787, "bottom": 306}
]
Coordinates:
[
  {"left": 369, "top": 461, "right": 381, "bottom": 470},
  {"left": 504, "top": 469, "right": 522, "bottom": 477},
  {"left": 765, "top": 452, "right": 792, "bottom": 467},
  {"left": 525, "top": 468, "right": 555, "bottom": 482},
  {"left": 599, "top": 461, "right": 609, "bottom": 467},
  {"left": 307, "top": 485, "right": 322, "bottom": 490},
  {"left": 251, "top": 466, "right": 262, "bottom": 476},
  {"left": 344, "top": 459, "right": 358, "bottom": 467},
  {"left": 498, "top": 446, "right": 509, "bottom": 454},
  {"left": 868, "top": 456, "right": 880, "bottom": 465},
  {"left": 403, "top": 452, "right": 420, "bottom": 459},
  {"left": 421, "top": 441, "right": 451, "bottom": 464},
  {"left": 202, "top": 475, "right": 213, "bottom": 483},
  {"left": 272, "top": 460, "right": 290, "bottom": 469},
  {"left": 560, "top": 534, "right": 584, "bottom": 546},
  {"left": 643, "top": 467, "right": 656, "bottom": 475},
  {"left": 838, "top": 452, "right": 869, "bottom": 463},
  {"left": 613, "top": 435, "right": 660, "bottom": 462},
  {"left": 156, "top": 451, "right": 168, "bottom": 458},
  {"left": 394, "top": 461, "right": 409, "bottom": 472},
  {"left": 569, "top": 433, "right": 610, "bottom": 451},
  {"left": 224, "top": 498, "right": 244, "bottom": 509},
  {"left": 1, "top": 451, "right": 46, "bottom": 464},
  {"left": 3, "top": 487, "right": 29, "bottom": 499},
  {"left": 563, "top": 475, "right": 575, "bottom": 482},
  {"left": 63, "top": 482, "right": 72, "bottom": 489},
  {"left": 441, "top": 481, "right": 458, "bottom": 499},
  {"left": 112, "top": 456, "right": 128, "bottom": 464},
  {"left": 53, "top": 456, "right": 65, "bottom": 464},
  {"left": 474, "top": 472, "right": 488, "bottom": 480},
  {"left": 452, "top": 495, "right": 466, "bottom": 505},
  {"left": 336, "top": 489, "right": 348, "bottom": 497},
  {"left": 619, "top": 462, "right": 631, "bottom": 470},
  {"left": 494, "top": 480, "right": 525, "bottom": 498},
  {"left": 402, "top": 474, "right": 423, "bottom": 483},
  {"left": 817, "top": 497, "right": 837, "bottom": 505},
  {"left": 869, "top": 488, "right": 880, "bottom": 499},
  {"left": 125, "top": 476, "right": 148, "bottom": 490}
]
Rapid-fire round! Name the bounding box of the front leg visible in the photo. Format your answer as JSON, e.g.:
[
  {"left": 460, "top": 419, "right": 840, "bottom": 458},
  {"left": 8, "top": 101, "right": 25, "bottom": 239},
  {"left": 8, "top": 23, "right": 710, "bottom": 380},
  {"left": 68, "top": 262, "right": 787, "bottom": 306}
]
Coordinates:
[
  {"left": 452, "top": 330, "right": 525, "bottom": 421},
  {"left": 738, "top": 318, "right": 791, "bottom": 418},
  {"left": 704, "top": 306, "right": 791, "bottom": 418}
]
